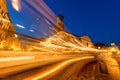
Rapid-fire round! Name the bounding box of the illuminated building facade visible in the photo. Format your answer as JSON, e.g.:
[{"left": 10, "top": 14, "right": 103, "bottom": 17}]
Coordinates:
[
  {"left": 110, "top": 41, "right": 116, "bottom": 46},
  {"left": 0, "top": 0, "right": 11, "bottom": 40},
  {"left": 79, "top": 36, "right": 94, "bottom": 48},
  {"left": 0, "top": 0, "right": 21, "bottom": 50}
]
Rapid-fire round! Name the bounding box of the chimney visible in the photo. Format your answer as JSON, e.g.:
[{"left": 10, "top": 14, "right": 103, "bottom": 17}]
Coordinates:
[{"left": 58, "top": 14, "right": 64, "bottom": 21}]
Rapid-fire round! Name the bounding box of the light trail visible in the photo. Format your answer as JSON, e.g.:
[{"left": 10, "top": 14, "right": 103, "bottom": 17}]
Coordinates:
[
  {"left": 23, "top": 56, "right": 94, "bottom": 80},
  {"left": 25, "top": 0, "right": 57, "bottom": 25},
  {"left": 33, "top": 46, "right": 59, "bottom": 54},
  {"left": 38, "top": 38, "right": 105, "bottom": 54},
  {"left": 0, "top": 56, "right": 35, "bottom": 62},
  {"left": 16, "top": 24, "right": 25, "bottom": 29},
  {"left": 40, "top": 42, "right": 66, "bottom": 49},
  {"left": 44, "top": 32, "right": 105, "bottom": 53},
  {"left": 11, "top": 0, "right": 21, "bottom": 11},
  {"left": 29, "top": 29, "right": 34, "bottom": 32}
]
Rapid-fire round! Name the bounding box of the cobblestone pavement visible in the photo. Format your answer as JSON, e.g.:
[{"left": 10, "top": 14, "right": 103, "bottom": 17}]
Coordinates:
[{"left": 76, "top": 61, "right": 112, "bottom": 80}]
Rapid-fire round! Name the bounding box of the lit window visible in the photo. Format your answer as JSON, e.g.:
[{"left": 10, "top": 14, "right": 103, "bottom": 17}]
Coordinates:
[
  {"left": 1, "top": 10, "right": 3, "bottom": 15},
  {"left": 0, "top": 21, "right": 3, "bottom": 26}
]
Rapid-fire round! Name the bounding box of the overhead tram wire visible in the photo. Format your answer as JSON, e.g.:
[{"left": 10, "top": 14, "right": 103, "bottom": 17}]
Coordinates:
[{"left": 52, "top": 0, "right": 80, "bottom": 36}]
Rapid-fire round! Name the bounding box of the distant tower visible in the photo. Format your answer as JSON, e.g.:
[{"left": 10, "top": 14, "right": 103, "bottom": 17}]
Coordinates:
[
  {"left": 54, "top": 14, "right": 65, "bottom": 33},
  {"left": 58, "top": 14, "right": 64, "bottom": 21},
  {"left": 110, "top": 41, "right": 116, "bottom": 46}
]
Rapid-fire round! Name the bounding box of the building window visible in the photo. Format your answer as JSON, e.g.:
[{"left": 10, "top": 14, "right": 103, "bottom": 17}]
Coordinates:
[
  {"left": 0, "top": 6, "right": 1, "bottom": 15},
  {"left": 1, "top": 10, "right": 3, "bottom": 15},
  {"left": 87, "top": 43, "right": 88, "bottom": 47},
  {"left": 0, "top": 21, "right": 3, "bottom": 27},
  {"left": 3, "top": 12, "right": 7, "bottom": 19}
]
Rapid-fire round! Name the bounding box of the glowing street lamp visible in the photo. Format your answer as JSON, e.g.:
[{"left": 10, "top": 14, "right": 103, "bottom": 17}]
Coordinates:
[
  {"left": 111, "top": 47, "right": 116, "bottom": 52},
  {"left": 14, "top": 34, "right": 18, "bottom": 38},
  {"left": 45, "top": 39, "right": 51, "bottom": 43}
]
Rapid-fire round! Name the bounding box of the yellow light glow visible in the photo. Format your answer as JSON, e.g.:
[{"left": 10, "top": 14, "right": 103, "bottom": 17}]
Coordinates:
[
  {"left": 111, "top": 48, "right": 116, "bottom": 52},
  {"left": 118, "top": 51, "right": 120, "bottom": 54},
  {"left": 14, "top": 34, "right": 18, "bottom": 38},
  {"left": 34, "top": 46, "right": 59, "bottom": 53},
  {"left": 13, "top": 48, "right": 20, "bottom": 51},
  {"left": 11, "top": 45, "right": 15, "bottom": 48},
  {"left": 98, "top": 46, "right": 101, "bottom": 49},
  {"left": 45, "top": 39, "right": 51, "bottom": 43},
  {"left": 0, "top": 45, "right": 4, "bottom": 48}
]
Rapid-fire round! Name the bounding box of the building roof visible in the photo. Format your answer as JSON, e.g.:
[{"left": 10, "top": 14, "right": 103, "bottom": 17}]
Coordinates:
[{"left": 79, "top": 36, "right": 91, "bottom": 42}]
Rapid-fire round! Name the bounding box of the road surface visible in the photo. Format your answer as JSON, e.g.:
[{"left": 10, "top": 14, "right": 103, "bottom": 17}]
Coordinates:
[
  {"left": 1, "top": 55, "right": 95, "bottom": 80},
  {"left": 0, "top": 51, "right": 120, "bottom": 80}
]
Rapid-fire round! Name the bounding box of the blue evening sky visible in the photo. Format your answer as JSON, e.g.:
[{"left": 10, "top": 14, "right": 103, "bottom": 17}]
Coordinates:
[{"left": 45, "top": 0, "right": 120, "bottom": 45}]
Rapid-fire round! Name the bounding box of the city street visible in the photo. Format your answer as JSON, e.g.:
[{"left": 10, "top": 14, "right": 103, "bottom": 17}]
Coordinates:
[
  {"left": 0, "top": 0, "right": 120, "bottom": 80},
  {"left": 0, "top": 51, "right": 119, "bottom": 80},
  {"left": 0, "top": 52, "right": 95, "bottom": 80}
]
